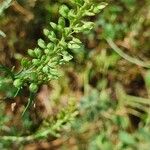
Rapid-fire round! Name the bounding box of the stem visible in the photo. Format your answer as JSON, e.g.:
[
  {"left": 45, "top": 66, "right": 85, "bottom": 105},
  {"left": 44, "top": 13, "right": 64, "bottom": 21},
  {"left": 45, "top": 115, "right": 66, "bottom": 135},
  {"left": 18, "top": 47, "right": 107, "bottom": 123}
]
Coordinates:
[{"left": 106, "top": 38, "right": 150, "bottom": 68}]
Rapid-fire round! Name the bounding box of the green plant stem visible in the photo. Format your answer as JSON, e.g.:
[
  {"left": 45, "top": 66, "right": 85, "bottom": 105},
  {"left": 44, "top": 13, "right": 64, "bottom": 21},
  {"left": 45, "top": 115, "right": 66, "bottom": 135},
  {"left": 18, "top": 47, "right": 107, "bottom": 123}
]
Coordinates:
[{"left": 106, "top": 38, "right": 150, "bottom": 68}]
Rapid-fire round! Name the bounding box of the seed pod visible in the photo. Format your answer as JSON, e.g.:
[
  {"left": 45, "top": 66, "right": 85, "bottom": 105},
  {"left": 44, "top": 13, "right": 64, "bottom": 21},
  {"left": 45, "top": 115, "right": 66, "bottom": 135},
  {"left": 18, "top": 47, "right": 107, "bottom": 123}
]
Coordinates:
[
  {"left": 28, "top": 49, "right": 35, "bottom": 57},
  {"left": 82, "top": 22, "right": 95, "bottom": 31},
  {"left": 93, "top": 3, "right": 108, "bottom": 14},
  {"left": 30, "top": 72, "right": 37, "bottom": 81},
  {"left": 38, "top": 39, "right": 46, "bottom": 49},
  {"left": 68, "top": 41, "right": 81, "bottom": 49},
  {"left": 29, "top": 83, "right": 38, "bottom": 93},
  {"left": 59, "top": 5, "right": 69, "bottom": 18},
  {"left": 21, "top": 58, "right": 30, "bottom": 68},
  {"left": 62, "top": 51, "right": 73, "bottom": 62},
  {"left": 42, "top": 66, "right": 49, "bottom": 73},
  {"left": 68, "top": 10, "right": 76, "bottom": 20},
  {"left": 44, "top": 49, "right": 49, "bottom": 54},
  {"left": 58, "top": 17, "right": 65, "bottom": 28},
  {"left": 34, "top": 48, "right": 42, "bottom": 58},
  {"left": 50, "top": 22, "right": 57, "bottom": 30},
  {"left": 47, "top": 43, "right": 54, "bottom": 49},
  {"left": 43, "top": 28, "right": 50, "bottom": 36},
  {"left": 13, "top": 79, "right": 23, "bottom": 88},
  {"left": 32, "top": 59, "right": 39, "bottom": 66}
]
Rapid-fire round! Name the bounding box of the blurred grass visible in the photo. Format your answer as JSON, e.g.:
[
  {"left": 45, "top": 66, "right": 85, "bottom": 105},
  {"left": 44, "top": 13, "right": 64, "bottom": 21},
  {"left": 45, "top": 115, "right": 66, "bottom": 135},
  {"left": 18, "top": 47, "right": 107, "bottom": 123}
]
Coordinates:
[{"left": 0, "top": 0, "right": 150, "bottom": 149}]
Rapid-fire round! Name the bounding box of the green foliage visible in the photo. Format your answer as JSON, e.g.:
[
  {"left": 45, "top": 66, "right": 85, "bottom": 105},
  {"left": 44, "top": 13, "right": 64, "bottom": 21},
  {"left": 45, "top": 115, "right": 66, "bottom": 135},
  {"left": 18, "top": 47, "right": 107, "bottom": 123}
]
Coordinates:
[
  {"left": 0, "top": 0, "right": 107, "bottom": 114},
  {"left": 0, "top": 0, "right": 107, "bottom": 147}
]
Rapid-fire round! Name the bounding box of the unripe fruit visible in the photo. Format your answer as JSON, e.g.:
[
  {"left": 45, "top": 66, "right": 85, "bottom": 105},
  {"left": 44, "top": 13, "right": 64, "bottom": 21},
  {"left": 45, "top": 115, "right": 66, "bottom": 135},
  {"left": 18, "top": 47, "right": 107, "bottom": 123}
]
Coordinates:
[
  {"left": 38, "top": 39, "right": 45, "bottom": 49},
  {"left": 21, "top": 58, "right": 30, "bottom": 68},
  {"left": 58, "top": 17, "right": 65, "bottom": 28},
  {"left": 29, "top": 83, "right": 38, "bottom": 93},
  {"left": 34, "top": 48, "right": 42, "bottom": 58},
  {"left": 28, "top": 49, "right": 35, "bottom": 57},
  {"left": 59, "top": 5, "right": 69, "bottom": 18},
  {"left": 43, "top": 66, "right": 49, "bottom": 73},
  {"left": 13, "top": 79, "right": 22, "bottom": 88},
  {"left": 43, "top": 28, "right": 50, "bottom": 36}
]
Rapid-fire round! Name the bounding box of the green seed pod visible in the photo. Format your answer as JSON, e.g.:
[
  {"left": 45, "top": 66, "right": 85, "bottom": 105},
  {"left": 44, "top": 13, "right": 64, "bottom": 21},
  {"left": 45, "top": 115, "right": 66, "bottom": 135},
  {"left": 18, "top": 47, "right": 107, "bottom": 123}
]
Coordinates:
[
  {"left": 62, "top": 51, "right": 73, "bottom": 62},
  {"left": 29, "top": 83, "right": 38, "bottom": 93},
  {"left": 43, "top": 28, "right": 50, "bottom": 36},
  {"left": 50, "top": 22, "right": 57, "bottom": 30},
  {"left": 34, "top": 48, "right": 42, "bottom": 58},
  {"left": 85, "top": 12, "right": 95, "bottom": 16},
  {"left": 28, "top": 49, "right": 36, "bottom": 57},
  {"left": 13, "top": 79, "right": 23, "bottom": 88},
  {"left": 68, "top": 41, "right": 81, "bottom": 49},
  {"left": 60, "top": 40, "right": 67, "bottom": 48},
  {"left": 30, "top": 72, "right": 37, "bottom": 81},
  {"left": 58, "top": 17, "right": 65, "bottom": 28},
  {"left": 82, "top": 22, "right": 95, "bottom": 31},
  {"left": 68, "top": 10, "right": 76, "bottom": 20},
  {"left": 42, "top": 66, "right": 49, "bottom": 73},
  {"left": 72, "top": 37, "right": 82, "bottom": 44},
  {"left": 93, "top": 3, "right": 108, "bottom": 14},
  {"left": 59, "top": 5, "right": 69, "bottom": 18},
  {"left": 38, "top": 39, "right": 46, "bottom": 49},
  {"left": 41, "top": 55, "right": 47, "bottom": 61},
  {"left": 44, "top": 48, "right": 49, "bottom": 54},
  {"left": 57, "top": 25, "right": 64, "bottom": 32},
  {"left": 32, "top": 59, "right": 39, "bottom": 66},
  {"left": 21, "top": 58, "right": 30, "bottom": 68},
  {"left": 47, "top": 43, "right": 54, "bottom": 49},
  {"left": 48, "top": 61, "right": 57, "bottom": 68},
  {"left": 48, "top": 31, "right": 57, "bottom": 42}
]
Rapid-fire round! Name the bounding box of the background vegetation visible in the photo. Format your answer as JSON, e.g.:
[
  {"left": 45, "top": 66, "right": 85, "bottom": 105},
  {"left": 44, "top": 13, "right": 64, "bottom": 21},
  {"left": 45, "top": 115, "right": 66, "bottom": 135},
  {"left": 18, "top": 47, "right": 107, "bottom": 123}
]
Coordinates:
[{"left": 0, "top": 0, "right": 150, "bottom": 149}]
